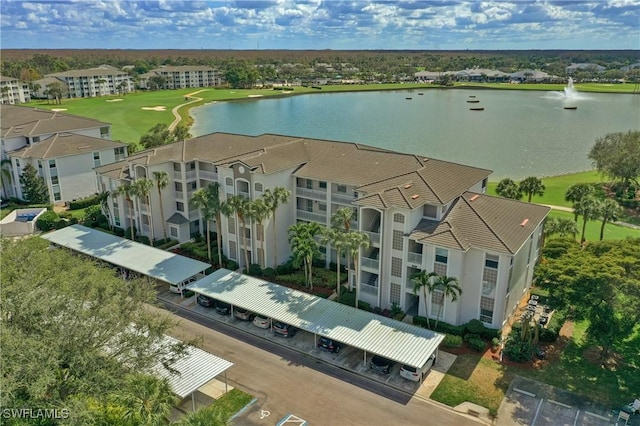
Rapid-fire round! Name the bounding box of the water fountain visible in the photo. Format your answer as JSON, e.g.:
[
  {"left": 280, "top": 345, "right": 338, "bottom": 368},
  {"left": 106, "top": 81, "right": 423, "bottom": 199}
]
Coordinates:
[
  {"left": 545, "top": 76, "right": 592, "bottom": 106},
  {"left": 564, "top": 77, "right": 578, "bottom": 98}
]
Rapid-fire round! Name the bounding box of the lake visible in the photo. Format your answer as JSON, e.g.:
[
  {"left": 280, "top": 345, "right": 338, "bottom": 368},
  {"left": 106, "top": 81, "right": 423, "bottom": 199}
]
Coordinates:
[{"left": 190, "top": 88, "right": 640, "bottom": 179}]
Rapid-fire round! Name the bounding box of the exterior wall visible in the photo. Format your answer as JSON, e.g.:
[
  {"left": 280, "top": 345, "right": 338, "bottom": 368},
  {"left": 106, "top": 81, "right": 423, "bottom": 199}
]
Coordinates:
[
  {"left": 59, "top": 74, "right": 133, "bottom": 98},
  {"left": 55, "top": 153, "right": 100, "bottom": 201},
  {"left": 0, "top": 79, "right": 31, "bottom": 105}
]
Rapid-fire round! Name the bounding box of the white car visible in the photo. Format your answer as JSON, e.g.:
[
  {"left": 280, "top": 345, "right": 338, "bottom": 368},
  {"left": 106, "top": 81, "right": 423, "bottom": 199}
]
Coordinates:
[
  {"left": 400, "top": 352, "right": 436, "bottom": 382},
  {"left": 252, "top": 314, "right": 271, "bottom": 329}
]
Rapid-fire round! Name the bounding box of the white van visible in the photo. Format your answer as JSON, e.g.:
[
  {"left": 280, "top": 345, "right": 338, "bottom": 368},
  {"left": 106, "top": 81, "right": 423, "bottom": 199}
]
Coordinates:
[
  {"left": 169, "top": 276, "right": 197, "bottom": 295},
  {"left": 400, "top": 351, "right": 437, "bottom": 382}
]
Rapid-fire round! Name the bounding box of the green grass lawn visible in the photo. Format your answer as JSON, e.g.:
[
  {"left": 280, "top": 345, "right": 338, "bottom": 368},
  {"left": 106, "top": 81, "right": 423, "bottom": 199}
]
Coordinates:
[{"left": 547, "top": 210, "right": 639, "bottom": 241}]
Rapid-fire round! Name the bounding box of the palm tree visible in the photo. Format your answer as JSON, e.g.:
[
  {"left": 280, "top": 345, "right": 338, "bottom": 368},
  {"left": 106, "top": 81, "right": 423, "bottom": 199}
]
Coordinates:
[
  {"left": 288, "top": 222, "right": 322, "bottom": 290},
  {"left": 598, "top": 198, "right": 621, "bottom": 241},
  {"left": 544, "top": 217, "right": 579, "bottom": 245},
  {"left": 96, "top": 190, "right": 113, "bottom": 230},
  {"left": 132, "top": 178, "right": 154, "bottom": 245},
  {"left": 496, "top": 178, "right": 522, "bottom": 200},
  {"left": 262, "top": 187, "right": 291, "bottom": 267},
  {"left": 152, "top": 171, "right": 169, "bottom": 241},
  {"left": 225, "top": 195, "right": 253, "bottom": 270},
  {"left": 411, "top": 270, "right": 437, "bottom": 329},
  {"left": 321, "top": 227, "right": 348, "bottom": 298},
  {"left": 573, "top": 195, "right": 602, "bottom": 244},
  {"left": 345, "top": 231, "right": 370, "bottom": 309},
  {"left": 331, "top": 207, "right": 353, "bottom": 232},
  {"left": 116, "top": 183, "right": 136, "bottom": 240},
  {"left": 112, "top": 374, "right": 177, "bottom": 426},
  {"left": 432, "top": 275, "right": 462, "bottom": 330},
  {"left": 250, "top": 198, "right": 271, "bottom": 268},
  {"left": 1, "top": 159, "right": 13, "bottom": 199},
  {"left": 565, "top": 183, "right": 595, "bottom": 222},
  {"left": 191, "top": 185, "right": 216, "bottom": 263},
  {"left": 519, "top": 176, "right": 545, "bottom": 202}
]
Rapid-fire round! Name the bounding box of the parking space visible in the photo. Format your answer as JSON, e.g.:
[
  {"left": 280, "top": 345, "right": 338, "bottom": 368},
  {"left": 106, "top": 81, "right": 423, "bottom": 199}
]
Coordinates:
[{"left": 158, "top": 290, "right": 436, "bottom": 394}]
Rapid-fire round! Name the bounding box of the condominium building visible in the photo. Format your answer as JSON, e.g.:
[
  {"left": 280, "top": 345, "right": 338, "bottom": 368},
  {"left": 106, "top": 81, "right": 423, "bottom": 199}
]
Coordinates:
[
  {"left": 0, "top": 76, "right": 31, "bottom": 105},
  {"left": 138, "top": 66, "right": 222, "bottom": 90},
  {"left": 36, "top": 65, "right": 134, "bottom": 99},
  {"left": 1, "top": 105, "right": 126, "bottom": 202},
  {"left": 96, "top": 133, "right": 549, "bottom": 329}
]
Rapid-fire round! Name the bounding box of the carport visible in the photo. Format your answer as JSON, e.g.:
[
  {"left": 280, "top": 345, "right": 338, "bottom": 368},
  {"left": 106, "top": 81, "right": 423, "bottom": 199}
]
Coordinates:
[
  {"left": 154, "top": 334, "right": 234, "bottom": 412},
  {"left": 41, "top": 225, "right": 210, "bottom": 287},
  {"left": 187, "top": 268, "right": 444, "bottom": 378}
]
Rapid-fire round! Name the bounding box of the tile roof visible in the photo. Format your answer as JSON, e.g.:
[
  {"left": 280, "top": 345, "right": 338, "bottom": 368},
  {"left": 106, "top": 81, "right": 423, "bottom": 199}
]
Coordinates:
[
  {"left": 46, "top": 65, "right": 127, "bottom": 78},
  {"left": 409, "top": 192, "right": 551, "bottom": 254},
  {"left": 1, "top": 105, "right": 109, "bottom": 138},
  {"left": 9, "top": 133, "right": 126, "bottom": 159}
]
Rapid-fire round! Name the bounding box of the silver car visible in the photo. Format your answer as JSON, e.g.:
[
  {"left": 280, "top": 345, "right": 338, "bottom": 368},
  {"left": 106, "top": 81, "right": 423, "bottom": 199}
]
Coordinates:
[{"left": 252, "top": 314, "right": 271, "bottom": 329}]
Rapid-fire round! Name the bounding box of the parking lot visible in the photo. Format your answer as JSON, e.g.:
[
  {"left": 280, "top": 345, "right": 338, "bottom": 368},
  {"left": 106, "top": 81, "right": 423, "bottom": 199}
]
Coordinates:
[{"left": 158, "top": 290, "right": 453, "bottom": 396}]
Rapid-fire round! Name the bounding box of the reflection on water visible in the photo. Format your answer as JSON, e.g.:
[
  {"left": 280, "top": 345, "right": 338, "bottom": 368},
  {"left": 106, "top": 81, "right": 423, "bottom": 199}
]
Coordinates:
[{"left": 191, "top": 89, "right": 640, "bottom": 179}]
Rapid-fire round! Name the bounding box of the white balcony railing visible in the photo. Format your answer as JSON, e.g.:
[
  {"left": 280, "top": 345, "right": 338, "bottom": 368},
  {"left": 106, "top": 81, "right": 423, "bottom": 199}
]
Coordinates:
[
  {"left": 408, "top": 252, "right": 423, "bottom": 265},
  {"left": 199, "top": 170, "right": 218, "bottom": 181},
  {"left": 185, "top": 170, "right": 197, "bottom": 181},
  {"left": 296, "top": 209, "right": 327, "bottom": 224},
  {"left": 363, "top": 231, "right": 380, "bottom": 245},
  {"left": 331, "top": 192, "right": 355, "bottom": 204},
  {"left": 188, "top": 209, "right": 200, "bottom": 220},
  {"left": 296, "top": 187, "right": 327, "bottom": 201},
  {"left": 361, "top": 257, "right": 380, "bottom": 270},
  {"left": 175, "top": 190, "right": 184, "bottom": 200},
  {"left": 360, "top": 282, "right": 378, "bottom": 295}
]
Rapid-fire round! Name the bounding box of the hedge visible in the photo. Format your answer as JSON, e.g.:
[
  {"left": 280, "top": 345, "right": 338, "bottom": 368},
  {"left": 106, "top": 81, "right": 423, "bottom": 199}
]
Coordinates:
[{"left": 68, "top": 195, "right": 100, "bottom": 210}]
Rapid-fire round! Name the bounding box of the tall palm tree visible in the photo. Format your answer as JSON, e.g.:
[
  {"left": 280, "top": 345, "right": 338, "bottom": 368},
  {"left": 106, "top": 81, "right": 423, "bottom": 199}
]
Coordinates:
[
  {"left": 191, "top": 185, "right": 216, "bottom": 263},
  {"left": 432, "top": 275, "right": 462, "bottom": 330},
  {"left": 116, "top": 183, "right": 136, "bottom": 240},
  {"left": 345, "top": 231, "right": 370, "bottom": 309},
  {"left": 321, "top": 227, "right": 348, "bottom": 298},
  {"left": 519, "top": 176, "right": 545, "bottom": 203},
  {"left": 112, "top": 374, "right": 177, "bottom": 426},
  {"left": 225, "top": 195, "right": 253, "bottom": 270},
  {"left": 96, "top": 190, "right": 113, "bottom": 231},
  {"left": 262, "top": 187, "right": 291, "bottom": 267},
  {"left": 132, "top": 178, "right": 154, "bottom": 245},
  {"left": 496, "top": 178, "right": 522, "bottom": 200},
  {"left": 544, "top": 217, "right": 579, "bottom": 245},
  {"left": 411, "top": 270, "right": 437, "bottom": 329},
  {"left": 598, "top": 198, "right": 621, "bottom": 241},
  {"left": 565, "top": 183, "right": 595, "bottom": 222},
  {"left": 331, "top": 207, "right": 353, "bottom": 232},
  {"left": 573, "top": 195, "right": 602, "bottom": 244},
  {"left": 288, "top": 222, "right": 322, "bottom": 290},
  {"left": 250, "top": 198, "right": 271, "bottom": 268},
  {"left": 152, "top": 171, "right": 169, "bottom": 241}
]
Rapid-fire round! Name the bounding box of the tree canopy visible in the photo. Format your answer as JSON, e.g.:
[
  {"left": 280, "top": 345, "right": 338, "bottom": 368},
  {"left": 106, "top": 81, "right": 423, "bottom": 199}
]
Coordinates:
[
  {"left": 139, "top": 124, "right": 192, "bottom": 149},
  {"left": 0, "top": 237, "right": 191, "bottom": 423},
  {"left": 19, "top": 163, "right": 49, "bottom": 204},
  {"left": 588, "top": 130, "right": 640, "bottom": 187},
  {"left": 496, "top": 178, "right": 522, "bottom": 200}
]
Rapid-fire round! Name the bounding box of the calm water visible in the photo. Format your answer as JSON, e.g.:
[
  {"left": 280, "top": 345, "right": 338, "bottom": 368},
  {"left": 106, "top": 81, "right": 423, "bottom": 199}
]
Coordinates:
[{"left": 191, "top": 89, "right": 640, "bottom": 179}]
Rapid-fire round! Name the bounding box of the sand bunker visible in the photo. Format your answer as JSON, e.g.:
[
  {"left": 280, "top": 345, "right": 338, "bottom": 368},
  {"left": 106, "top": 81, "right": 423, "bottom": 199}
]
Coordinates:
[
  {"left": 141, "top": 106, "right": 167, "bottom": 111},
  {"left": 106, "top": 98, "right": 124, "bottom": 102},
  {"left": 51, "top": 108, "right": 67, "bottom": 112},
  {"left": 248, "top": 94, "right": 264, "bottom": 98}
]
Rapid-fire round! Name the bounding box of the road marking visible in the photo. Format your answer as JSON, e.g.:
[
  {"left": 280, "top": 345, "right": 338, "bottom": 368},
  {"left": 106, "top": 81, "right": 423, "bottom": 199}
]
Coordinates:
[
  {"left": 531, "top": 398, "right": 544, "bottom": 426},
  {"left": 276, "top": 413, "right": 307, "bottom": 425},
  {"left": 514, "top": 388, "right": 536, "bottom": 397},
  {"left": 548, "top": 399, "right": 572, "bottom": 409},
  {"left": 259, "top": 409, "right": 270, "bottom": 419},
  {"left": 573, "top": 409, "right": 580, "bottom": 426},
  {"left": 585, "top": 411, "right": 610, "bottom": 421}
]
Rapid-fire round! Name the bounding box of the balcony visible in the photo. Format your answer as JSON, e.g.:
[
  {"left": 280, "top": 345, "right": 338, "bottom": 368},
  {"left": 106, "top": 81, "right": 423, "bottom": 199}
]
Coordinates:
[
  {"left": 188, "top": 209, "right": 200, "bottom": 220},
  {"left": 138, "top": 203, "right": 150, "bottom": 214},
  {"left": 408, "top": 252, "right": 423, "bottom": 265},
  {"left": 360, "top": 282, "right": 378, "bottom": 296},
  {"left": 173, "top": 171, "right": 182, "bottom": 180},
  {"left": 200, "top": 170, "right": 218, "bottom": 181},
  {"left": 363, "top": 231, "right": 380, "bottom": 245},
  {"left": 331, "top": 192, "right": 355, "bottom": 205},
  {"left": 296, "top": 187, "right": 327, "bottom": 201},
  {"left": 185, "top": 170, "right": 197, "bottom": 181},
  {"left": 361, "top": 257, "right": 380, "bottom": 270},
  {"left": 175, "top": 190, "right": 184, "bottom": 200},
  {"left": 296, "top": 209, "right": 327, "bottom": 224},
  {"left": 237, "top": 190, "right": 250, "bottom": 199}
]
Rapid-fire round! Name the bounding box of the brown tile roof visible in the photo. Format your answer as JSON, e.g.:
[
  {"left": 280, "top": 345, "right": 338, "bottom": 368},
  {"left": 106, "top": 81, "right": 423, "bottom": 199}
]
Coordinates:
[
  {"left": 9, "top": 133, "right": 126, "bottom": 159},
  {"left": 409, "top": 192, "right": 550, "bottom": 254},
  {"left": 152, "top": 66, "right": 217, "bottom": 73},
  {"left": 1, "top": 105, "right": 109, "bottom": 138},
  {"left": 46, "top": 65, "right": 127, "bottom": 78}
]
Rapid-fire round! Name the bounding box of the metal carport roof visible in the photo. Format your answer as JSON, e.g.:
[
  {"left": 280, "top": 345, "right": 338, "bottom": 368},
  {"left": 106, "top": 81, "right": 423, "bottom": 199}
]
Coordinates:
[
  {"left": 41, "top": 225, "right": 210, "bottom": 285},
  {"left": 187, "top": 269, "right": 445, "bottom": 369},
  {"left": 153, "top": 334, "right": 233, "bottom": 399}
]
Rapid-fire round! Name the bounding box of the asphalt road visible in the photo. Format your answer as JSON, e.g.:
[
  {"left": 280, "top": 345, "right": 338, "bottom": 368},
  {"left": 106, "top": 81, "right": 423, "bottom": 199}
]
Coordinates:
[{"left": 159, "top": 303, "right": 483, "bottom": 426}]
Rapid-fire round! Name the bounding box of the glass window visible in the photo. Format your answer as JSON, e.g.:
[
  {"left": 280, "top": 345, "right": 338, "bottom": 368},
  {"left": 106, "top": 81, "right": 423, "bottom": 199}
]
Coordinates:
[
  {"left": 393, "top": 213, "right": 404, "bottom": 223},
  {"left": 227, "top": 217, "right": 236, "bottom": 234},
  {"left": 176, "top": 202, "right": 184, "bottom": 212},
  {"left": 392, "top": 230, "right": 403, "bottom": 250},
  {"left": 100, "top": 127, "right": 109, "bottom": 136},
  {"left": 319, "top": 181, "right": 327, "bottom": 189},
  {"left": 337, "top": 184, "right": 347, "bottom": 193},
  {"left": 228, "top": 241, "right": 237, "bottom": 260},
  {"left": 485, "top": 254, "right": 499, "bottom": 269},
  {"left": 423, "top": 204, "right": 438, "bottom": 218},
  {"left": 93, "top": 152, "right": 101, "bottom": 167},
  {"left": 225, "top": 177, "right": 233, "bottom": 186},
  {"left": 390, "top": 283, "right": 401, "bottom": 305},
  {"left": 254, "top": 182, "right": 263, "bottom": 192},
  {"left": 51, "top": 176, "right": 59, "bottom": 185},
  {"left": 391, "top": 257, "right": 402, "bottom": 277},
  {"left": 434, "top": 248, "right": 448, "bottom": 275},
  {"left": 48, "top": 159, "right": 56, "bottom": 169},
  {"left": 480, "top": 296, "right": 494, "bottom": 324}
]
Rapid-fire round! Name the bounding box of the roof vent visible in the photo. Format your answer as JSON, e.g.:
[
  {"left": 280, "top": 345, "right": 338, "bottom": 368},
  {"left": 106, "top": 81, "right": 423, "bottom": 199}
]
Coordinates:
[
  {"left": 520, "top": 218, "right": 529, "bottom": 227},
  {"left": 77, "top": 145, "right": 91, "bottom": 149},
  {"left": 411, "top": 194, "right": 419, "bottom": 200},
  {"left": 404, "top": 184, "right": 412, "bottom": 189},
  {"left": 470, "top": 194, "right": 480, "bottom": 201}
]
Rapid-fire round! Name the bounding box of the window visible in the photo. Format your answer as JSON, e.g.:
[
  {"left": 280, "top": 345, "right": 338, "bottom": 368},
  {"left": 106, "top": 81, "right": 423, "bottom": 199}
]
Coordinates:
[
  {"left": 169, "top": 226, "right": 178, "bottom": 238},
  {"left": 227, "top": 217, "right": 236, "bottom": 234},
  {"left": 254, "top": 182, "right": 263, "bottom": 192},
  {"left": 225, "top": 177, "right": 233, "bottom": 186},
  {"left": 100, "top": 126, "right": 109, "bottom": 136},
  {"left": 187, "top": 161, "right": 196, "bottom": 170},
  {"left": 173, "top": 163, "right": 181, "bottom": 172},
  {"left": 390, "top": 283, "right": 401, "bottom": 305},
  {"left": 480, "top": 296, "right": 494, "bottom": 324},
  {"left": 174, "top": 182, "right": 183, "bottom": 192},
  {"left": 391, "top": 257, "right": 402, "bottom": 278},
  {"left": 392, "top": 230, "right": 403, "bottom": 250},
  {"left": 176, "top": 202, "right": 184, "bottom": 212},
  {"left": 114, "top": 147, "right": 125, "bottom": 161},
  {"left": 256, "top": 224, "right": 264, "bottom": 241},
  {"left": 319, "top": 203, "right": 326, "bottom": 212},
  {"left": 306, "top": 179, "right": 313, "bottom": 189},
  {"left": 430, "top": 289, "right": 444, "bottom": 318},
  {"left": 48, "top": 159, "right": 56, "bottom": 169},
  {"left": 53, "top": 188, "right": 61, "bottom": 202},
  {"left": 393, "top": 213, "right": 404, "bottom": 224},
  {"left": 434, "top": 248, "right": 448, "bottom": 275},
  {"left": 485, "top": 254, "right": 499, "bottom": 269},
  {"left": 423, "top": 204, "right": 438, "bottom": 218},
  {"left": 319, "top": 181, "right": 327, "bottom": 189},
  {"left": 482, "top": 178, "right": 488, "bottom": 190},
  {"left": 32, "top": 136, "right": 40, "bottom": 143},
  {"left": 337, "top": 184, "right": 347, "bottom": 193},
  {"left": 257, "top": 248, "right": 265, "bottom": 267},
  {"left": 51, "top": 176, "right": 59, "bottom": 185},
  {"left": 93, "top": 151, "right": 101, "bottom": 167},
  {"left": 188, "top": 181, "right": 197, "bottom": 190},
  {"left": 306, "top": 199, "right": 313, "bottom": 212},
  {"left": 228, "top": 241, "right": 237, "bottom": 260}
]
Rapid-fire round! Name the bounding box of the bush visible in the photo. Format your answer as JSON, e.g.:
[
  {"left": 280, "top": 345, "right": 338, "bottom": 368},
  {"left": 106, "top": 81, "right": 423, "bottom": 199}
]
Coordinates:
[
  {"left": 137, "top": 236, "right": 150, "bottom": 245},
  {"left": 36, "top": 211, "right": 59, "bottom": 231},
  {"left": 68, "top": 195, "right": 100, "bottom": 210},
  {"left": 503, "top": 339, "right": 536, "bottom": 362},
  {"left": 337, "top": 289, "right": 356, "bottom": 307},
  {"left": 434, "top": 321, "right": 465, "bottom": 336},
  {"left": 442, "top": 334, "right": 463, "bottom": 348},
  {"left": 113, "top": 227, "right": 125, "bottom": 237},
  {"left": 463, "top": 333, "right": 480, "bottom": 343},
  {"left": 248, "top": 263, "right": 262, "bottom": 276},
  {"left": 413, "top": 315, "right": 429, "bottom": 328},
  {"left": 225, "top": 260, "right": 239, "bottom": 271},
  {"left": 538, "top": 327, "right": 558, "bottom": 343},
  {"left": 468, "top": 337, "right": 487, "bottom": 352},
  {"left": 357, "top": 301, "right": 372, "bottom": 312},
  {"left": 263, "top": 267, "right": 276, "bottom": 278},
  {"left": 465, "top": 319, "right": 485, "bottom": 334},
  {"left": 54, "top": 218, "right": 69, "bottom": 229}
]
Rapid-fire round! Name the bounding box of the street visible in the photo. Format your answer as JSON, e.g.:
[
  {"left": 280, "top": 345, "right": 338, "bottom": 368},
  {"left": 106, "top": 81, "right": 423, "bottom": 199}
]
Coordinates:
[{"left": 160, "top": 303, "right": 483, "bottom": 426}]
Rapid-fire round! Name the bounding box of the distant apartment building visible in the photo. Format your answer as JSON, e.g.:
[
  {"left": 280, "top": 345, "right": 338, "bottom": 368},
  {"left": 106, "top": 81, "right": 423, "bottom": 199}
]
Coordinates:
[
  {"left": 1, "top": 105, "right": 126, "bottom": 202},
  {"left": 95, "top": 133, "right": 549, "bottom": 330},
  {"left": 138, "top": 66, "right": 222, "bottom": 90},
  {"left": 35, "top": 65, "right": 134, "bottom": 99},
  {"left": 565, "top": 63, "right": 606, "bottom": 74},
  {"left": 0, "top": 76, "right": 31, "bottom": 105}
]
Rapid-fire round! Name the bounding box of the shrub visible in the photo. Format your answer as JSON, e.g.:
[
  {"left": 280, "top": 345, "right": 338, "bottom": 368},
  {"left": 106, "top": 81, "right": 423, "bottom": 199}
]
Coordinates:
[
  {"left": 54, "top": 218, "right": 69, "bottom": 229},
  {"left": 442, "top": 334, "right": 463, "bottom": 348},
  {"left": 503, "top": 339, "right": 536, "bottom": 362},
  {"left": 413, "top": 315, "right": 429, "bottom": 328},
  {"left": 137, "top": 236, "right": 150, "bottom": 245},
  {"left": 276, "top": 260, "right": 295, "bottom": 275},
  {"left": 463, "top": 333, "right": 481, "bottom": 343},
  {"left": 68, "top": 194, "right": 100, "bottom": 210},
  {"left": 248, "top": 263, "right": 262, "bottom": 276},
  {"left": 480, "top": 327, "right": 501, "bottom": 340},
  {"left": 36, "top": 211, "right": 59, "bottom": 231},
  {"left": 337, "top": 289, "right": 356, "bottom": 307},
  {"left": 538, "top": 327, "right": 558, "bottom": 343},
  {"left": 358, "top": 301, "right": 372, "bottom": 312},
  {"left": 468, "top": 337, "right": 487, "bottom": 352},
  {"left": 434, "top": 321, "right": 465, "bottom": 336},
  {"left": 113, "top": 227, "right": 125, "bottom": 237},
  {"left": 225, "top": 260, "right": 238, "bottom": 271},
  {"left": 465, "top": 319, "right": 485, "bottom": 334},
  {"left": 263, "top": 267, "right": 276, "bottom": 278}
]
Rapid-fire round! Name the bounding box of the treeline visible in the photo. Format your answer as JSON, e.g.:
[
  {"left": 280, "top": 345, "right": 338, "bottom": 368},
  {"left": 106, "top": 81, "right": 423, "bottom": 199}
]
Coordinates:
[{"left": 2, "top": 49, "right": 639, "bottom": 81}]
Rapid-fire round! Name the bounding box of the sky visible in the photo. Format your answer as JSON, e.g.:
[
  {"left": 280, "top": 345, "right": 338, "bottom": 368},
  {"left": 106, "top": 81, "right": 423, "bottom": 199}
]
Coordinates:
[{"left": 1, "top": 1, "right": 639, "bottom": 51}]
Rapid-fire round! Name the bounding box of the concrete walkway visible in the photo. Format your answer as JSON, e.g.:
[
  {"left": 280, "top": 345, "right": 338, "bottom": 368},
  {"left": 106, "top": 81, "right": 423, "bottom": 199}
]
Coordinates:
[
  {"left": 541, "top": 203, "right": 640, "bottom": 230},
  {"left": 168, "top": 90, "right": 208, "bottom": 131}
]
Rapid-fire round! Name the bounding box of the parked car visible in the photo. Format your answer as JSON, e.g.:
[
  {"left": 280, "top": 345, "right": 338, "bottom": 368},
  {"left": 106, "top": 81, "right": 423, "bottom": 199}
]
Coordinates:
[
  {"left": 234, "top": 308, "right": 255, "bottom": 321},
  {"left": 196, "top": 294, "right": 215, "bottom": 307},
  {"left": 370, "top": 355, "right": 394, "bottom": 374},
  {"left": 215, "top": 301, "right": 231, "bottom": 315},
  {"left": 252, "top": 314, "right": 271, "bottom": 329},
  {"left": 273, "top": 321, "right": 297, "bottom": 338},
  {"left": 317, "top": 337, "right": 341, "bottom": 353},
  {"left": 400, "top": 353, "right": 436, "bottom": 382}
]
